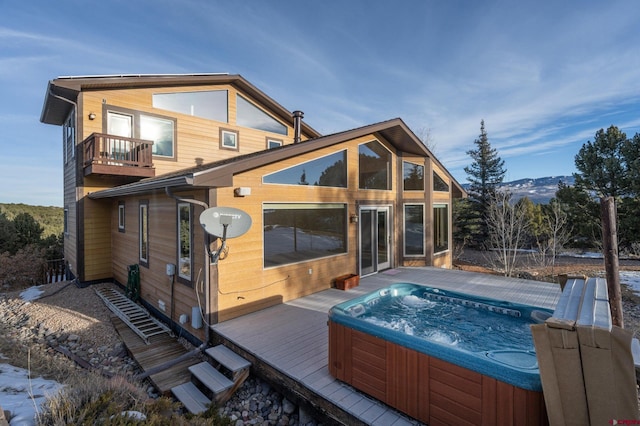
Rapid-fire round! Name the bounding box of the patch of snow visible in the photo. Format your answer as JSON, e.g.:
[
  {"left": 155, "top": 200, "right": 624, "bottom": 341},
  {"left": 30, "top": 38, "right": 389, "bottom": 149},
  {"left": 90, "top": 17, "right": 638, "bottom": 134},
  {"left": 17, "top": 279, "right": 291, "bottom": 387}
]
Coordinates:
[
  {"left": 19, "top": 286, "right": 44, "bottom": 302},
  {"left": 621, "top": 271, "right": 640, "bottom": 295},
  {"left": 0, "top": 364, "right": 62, "bottom": 426}
]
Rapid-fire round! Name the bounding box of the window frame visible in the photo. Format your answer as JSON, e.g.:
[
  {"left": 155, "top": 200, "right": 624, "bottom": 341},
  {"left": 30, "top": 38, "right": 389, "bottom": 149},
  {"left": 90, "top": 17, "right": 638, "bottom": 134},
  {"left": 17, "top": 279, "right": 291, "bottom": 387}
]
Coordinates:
[
  {"left": 118, "top": 201, "right": 125, "bottom": 232},
  {"left": 63, "top": 111, "right": 75, "bottom": 164},
  {"left": 403, "top": 161, "right": 425, "bottom": 191},
  {"left": 139, "top": 200, "right": 149, "bottom": 267},
  {"left": 358, "top": 140, "right": 393, "bottom": 191},
  {"left": 266, "top": 137, "right": 283, "bottom": 149},
  {"left": 403, "top": 203, "right": 425, "bottom": 257},
  {"left": 433, "top": 203, "right": 449, "bottom": 254},
  {"left": 177, "top": 202, "right": 193, "bottom": 285},
  {"left": 103, "top": 104, "right": 177, "bottom": 161},
  {"left": 263, "top": 150, "right": 348, "bottom": 188},
  {"left": 263, "top": 202, "right": 348, "bottom": 268},
  {"left": 63, "top": 207, "right": 69, "bottom": 235},
  {"left": 220, "top": 128, "right": 239, "bottom": 151}
]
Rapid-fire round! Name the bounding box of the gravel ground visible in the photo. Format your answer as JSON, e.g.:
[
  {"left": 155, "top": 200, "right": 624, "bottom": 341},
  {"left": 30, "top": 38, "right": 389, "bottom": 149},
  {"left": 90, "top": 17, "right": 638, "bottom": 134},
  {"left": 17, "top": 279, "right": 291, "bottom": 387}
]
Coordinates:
[
  {"left": 2, "top": 260, "right": 640, "bottom": 424},
  {"left": 0, "top": 281, "right": 321, "bottom": 425}
]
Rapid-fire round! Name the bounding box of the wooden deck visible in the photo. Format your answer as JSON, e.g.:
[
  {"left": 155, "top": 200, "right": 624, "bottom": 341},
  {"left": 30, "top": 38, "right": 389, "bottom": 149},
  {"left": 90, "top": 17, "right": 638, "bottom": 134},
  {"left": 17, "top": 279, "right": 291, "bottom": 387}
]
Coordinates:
[
  {"left": 112, "top": 317, "right": 201, "bottom": 394},
  {"left": 211, "top": 266, "right": 561, "bottom": 425}
]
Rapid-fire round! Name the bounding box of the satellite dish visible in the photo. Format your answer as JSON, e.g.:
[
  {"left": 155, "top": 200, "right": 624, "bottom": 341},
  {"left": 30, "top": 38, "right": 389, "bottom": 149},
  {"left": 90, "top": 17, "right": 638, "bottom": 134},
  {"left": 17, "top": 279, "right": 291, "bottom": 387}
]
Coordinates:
[{"left": 199, "top": 207, "right": 252, "bottom": 239}]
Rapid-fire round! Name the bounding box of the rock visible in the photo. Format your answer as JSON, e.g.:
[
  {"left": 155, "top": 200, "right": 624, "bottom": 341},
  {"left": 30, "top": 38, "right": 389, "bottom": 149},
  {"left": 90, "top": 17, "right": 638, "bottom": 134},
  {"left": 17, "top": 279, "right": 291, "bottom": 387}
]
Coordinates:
[{"left": 282, "top": 398, "right": 295, "bottom": 415}]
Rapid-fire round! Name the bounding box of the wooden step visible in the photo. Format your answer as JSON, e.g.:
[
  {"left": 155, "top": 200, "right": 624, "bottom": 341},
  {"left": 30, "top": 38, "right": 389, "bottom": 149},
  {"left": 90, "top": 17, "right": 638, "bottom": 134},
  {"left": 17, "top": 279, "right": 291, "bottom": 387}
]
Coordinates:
[
  {"left": 171, "top": 382, "right": 211, "bottom": 414},
  {"left": 189, "top": 362, "right": 233, "bottom": 395},
  {"left": 205, "top": 345, "right": 251, "bottom": 377}
]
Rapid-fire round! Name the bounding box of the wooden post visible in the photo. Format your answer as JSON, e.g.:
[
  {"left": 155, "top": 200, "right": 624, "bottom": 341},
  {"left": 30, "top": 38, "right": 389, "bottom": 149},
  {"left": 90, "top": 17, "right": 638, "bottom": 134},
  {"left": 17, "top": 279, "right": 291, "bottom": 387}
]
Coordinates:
[{"left": 600, "top": 197, "right": 623, "bottom": 328}]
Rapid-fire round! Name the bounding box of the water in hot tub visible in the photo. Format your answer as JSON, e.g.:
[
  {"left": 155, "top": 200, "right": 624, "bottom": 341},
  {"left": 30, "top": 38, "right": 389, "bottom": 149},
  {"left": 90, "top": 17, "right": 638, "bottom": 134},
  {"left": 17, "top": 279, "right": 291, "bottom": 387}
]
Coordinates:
[{"left": 362, "top": 294, "right": 536, "bottom": 353}]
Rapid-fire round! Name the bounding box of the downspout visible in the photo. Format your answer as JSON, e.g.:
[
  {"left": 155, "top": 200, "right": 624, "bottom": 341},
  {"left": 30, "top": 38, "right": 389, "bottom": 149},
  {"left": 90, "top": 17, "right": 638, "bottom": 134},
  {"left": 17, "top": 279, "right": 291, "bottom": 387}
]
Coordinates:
[{"left": 165, "top": 187, "right": 212, "bottom": 343}]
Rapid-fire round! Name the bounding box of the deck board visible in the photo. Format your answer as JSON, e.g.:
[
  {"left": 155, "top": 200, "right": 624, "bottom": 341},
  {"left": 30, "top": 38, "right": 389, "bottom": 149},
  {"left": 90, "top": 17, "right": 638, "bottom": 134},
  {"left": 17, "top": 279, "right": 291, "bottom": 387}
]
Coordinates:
[{"left": 212, "top": 266, "right": 560, "bottom": 425}]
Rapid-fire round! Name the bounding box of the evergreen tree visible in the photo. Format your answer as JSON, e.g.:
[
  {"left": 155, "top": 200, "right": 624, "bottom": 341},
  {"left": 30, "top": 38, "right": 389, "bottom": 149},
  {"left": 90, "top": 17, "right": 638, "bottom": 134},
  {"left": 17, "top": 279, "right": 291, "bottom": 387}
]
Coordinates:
[
  {"left": 574, "top": 125, "right": 630, "bottom": 198},
  {"left": 461, "top": 120, "right": 506, "bottom": 248},
  {"left": 554, "top": 182, "right": 600, "bottom": 249},
  {"left": 13, "top": 212, "right": 44, "bottom": 249}
]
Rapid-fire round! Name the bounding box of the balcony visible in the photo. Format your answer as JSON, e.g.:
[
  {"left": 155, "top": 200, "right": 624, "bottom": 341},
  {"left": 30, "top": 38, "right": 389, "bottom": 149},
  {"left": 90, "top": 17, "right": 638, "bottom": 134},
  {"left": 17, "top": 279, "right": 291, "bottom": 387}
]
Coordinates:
[{"left": 83, "top": 133, "right": 155, "bottom": 179}]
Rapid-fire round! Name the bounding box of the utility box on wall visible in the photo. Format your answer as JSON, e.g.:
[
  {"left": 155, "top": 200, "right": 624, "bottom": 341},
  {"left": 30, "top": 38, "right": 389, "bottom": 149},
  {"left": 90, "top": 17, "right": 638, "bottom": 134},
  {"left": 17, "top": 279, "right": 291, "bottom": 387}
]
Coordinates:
[{"left": 335, "top": 274, "right": 359, "bottom": 290}]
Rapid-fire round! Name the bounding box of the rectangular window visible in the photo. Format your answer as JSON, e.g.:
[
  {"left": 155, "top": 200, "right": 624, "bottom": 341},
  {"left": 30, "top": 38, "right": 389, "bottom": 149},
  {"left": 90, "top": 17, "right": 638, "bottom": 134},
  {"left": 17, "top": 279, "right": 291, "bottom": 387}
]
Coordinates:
[
  {"left": 140, "top": 115, "right": 175, "bottom": 158},
  {"left": 178, "top": 203, "right": 192, "bottom": 282},
  {"left": 139, "top": 201, "right": 149, "bottom": 266},
  {"left": 118, "top": 202, "right": 125, "bottom": 232},
  {"left": 404, "top": 204, "right": 425, "bottom": 256},
  {"left": 263, "top": 203, "right": 347, "bottom": 267},
  {"left": 267, "top": 138, "right": 283, "bottom": 149},
  {"left": 64, "top": 208, "right": 68, "bottom": 235},
  {"left": 153, "top": 90, "right": 228, "bottom": 122},
  {"left": 220, "top": 128, "right": 239, "bottom": 150},
  {"left": 433, "top": 204, "right": 449, "bottom": 253},
  {"left": 403, "top": 161, "right": 424, "bottom": 191},
  {"left": 63, "top": 111, "right": 75, "bottom": 164}
]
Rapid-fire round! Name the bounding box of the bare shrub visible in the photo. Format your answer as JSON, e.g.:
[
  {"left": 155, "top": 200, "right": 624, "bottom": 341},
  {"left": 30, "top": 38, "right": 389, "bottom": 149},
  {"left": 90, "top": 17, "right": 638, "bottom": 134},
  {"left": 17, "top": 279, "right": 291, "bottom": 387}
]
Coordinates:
[
  {"left": 0, "top": 245, "right": 48, "bottom": 290},
  {"left": 486, "top": 190, "right": 529, "bottom": 277}
]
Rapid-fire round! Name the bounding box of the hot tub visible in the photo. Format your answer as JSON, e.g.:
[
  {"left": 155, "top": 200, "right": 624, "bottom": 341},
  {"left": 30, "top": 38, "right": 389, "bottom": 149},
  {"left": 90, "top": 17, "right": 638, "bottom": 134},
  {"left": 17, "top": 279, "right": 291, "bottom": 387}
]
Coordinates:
[{"left": 328, "top": 283, "right": 550, "bottom": 425}]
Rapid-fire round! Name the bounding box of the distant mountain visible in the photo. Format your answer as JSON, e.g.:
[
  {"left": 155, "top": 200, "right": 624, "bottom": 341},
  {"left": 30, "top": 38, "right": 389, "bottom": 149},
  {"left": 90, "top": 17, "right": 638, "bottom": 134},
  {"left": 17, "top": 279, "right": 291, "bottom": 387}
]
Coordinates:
[{"left": 461, "top": 175, "right": 575, "bottom": 204}]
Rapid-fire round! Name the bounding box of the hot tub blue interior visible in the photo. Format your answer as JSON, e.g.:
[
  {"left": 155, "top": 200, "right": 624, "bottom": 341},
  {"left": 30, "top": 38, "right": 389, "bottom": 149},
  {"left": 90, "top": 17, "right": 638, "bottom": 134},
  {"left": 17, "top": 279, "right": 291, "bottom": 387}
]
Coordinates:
[{"left": 328, "top": 283, "right": 553, "bottom": 391}]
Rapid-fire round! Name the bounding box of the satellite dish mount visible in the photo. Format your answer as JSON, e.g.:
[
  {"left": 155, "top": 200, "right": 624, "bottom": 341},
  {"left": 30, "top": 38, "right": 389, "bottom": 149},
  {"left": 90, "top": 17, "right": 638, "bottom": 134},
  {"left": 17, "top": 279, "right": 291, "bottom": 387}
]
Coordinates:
[{"left": 199, "top": 207, "right": 252, "bottom": 263}]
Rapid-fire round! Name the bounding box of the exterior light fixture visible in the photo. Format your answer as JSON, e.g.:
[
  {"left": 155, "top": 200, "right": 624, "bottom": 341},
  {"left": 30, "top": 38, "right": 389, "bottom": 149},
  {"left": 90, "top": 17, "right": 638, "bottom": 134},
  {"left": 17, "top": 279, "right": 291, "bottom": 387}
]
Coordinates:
[
  {"left": 350, "top": 214, "right": 359, "bottom": 224},
  {"left": 88, "top": 112, "right": 96, "bottom": 120}
]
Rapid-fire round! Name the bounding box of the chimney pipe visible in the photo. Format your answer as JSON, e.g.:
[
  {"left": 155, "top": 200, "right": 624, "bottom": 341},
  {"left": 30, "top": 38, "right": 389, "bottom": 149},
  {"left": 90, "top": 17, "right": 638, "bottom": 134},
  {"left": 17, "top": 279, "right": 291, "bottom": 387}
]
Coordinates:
[{"left": 293, "top": 110, "right": 304, "bottom": 143}]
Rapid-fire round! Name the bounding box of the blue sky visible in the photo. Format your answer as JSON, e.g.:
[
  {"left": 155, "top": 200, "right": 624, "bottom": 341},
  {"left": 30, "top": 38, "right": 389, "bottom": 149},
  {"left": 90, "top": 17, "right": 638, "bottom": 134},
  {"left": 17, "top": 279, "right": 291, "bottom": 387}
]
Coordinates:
[{"left": 2, "top": 1, "right": 640, "bottom": 206}]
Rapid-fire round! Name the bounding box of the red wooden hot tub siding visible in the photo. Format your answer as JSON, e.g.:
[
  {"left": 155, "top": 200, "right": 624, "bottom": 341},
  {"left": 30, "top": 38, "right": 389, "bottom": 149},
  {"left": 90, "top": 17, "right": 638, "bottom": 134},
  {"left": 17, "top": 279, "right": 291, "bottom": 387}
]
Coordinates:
[{"left": 328, "top": 321, "right": 548, "bottom": 426}]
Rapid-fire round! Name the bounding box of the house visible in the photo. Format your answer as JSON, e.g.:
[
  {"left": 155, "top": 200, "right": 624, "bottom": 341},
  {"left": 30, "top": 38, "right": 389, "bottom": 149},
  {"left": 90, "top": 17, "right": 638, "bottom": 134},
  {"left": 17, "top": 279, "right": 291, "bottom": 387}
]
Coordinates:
[{"left": 40, "top": 74, "right": 465, "bottom": 343}]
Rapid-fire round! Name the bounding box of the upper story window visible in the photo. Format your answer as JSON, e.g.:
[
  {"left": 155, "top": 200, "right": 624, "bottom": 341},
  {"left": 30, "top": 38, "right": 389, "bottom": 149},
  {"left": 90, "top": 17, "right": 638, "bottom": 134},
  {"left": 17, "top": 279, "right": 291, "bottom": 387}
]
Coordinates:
[
  {"left": 153, "top": 90, "right": 228, "bottom": 122},
  {"left": 433, "top": 171, "right": 450, "bottom": 192},
  {"left": 263, "top": 150, "right": 347, "bottom": 187},
  {"left": 236, "top": 94, "right": 287, "bottom": 135},
  {"left": 105, "top": 107, "right": 176, "bottom": 159},
  {"left": 267, "top": 138, "right": 283, "bottom": 149},
  {"left": 359, "top": 140, "right": 391, "bottom": 190},
  {"left": 63, "top": 111, "right": 75, "bottom": 164},
  {"left": 403, "top": 161, "right": 424, "bottom": 191}
]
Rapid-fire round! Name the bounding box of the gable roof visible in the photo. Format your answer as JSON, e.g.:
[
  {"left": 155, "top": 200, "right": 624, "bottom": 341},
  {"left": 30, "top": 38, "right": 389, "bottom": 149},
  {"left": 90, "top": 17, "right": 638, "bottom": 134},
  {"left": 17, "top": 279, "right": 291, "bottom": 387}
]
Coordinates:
[
  {"left": 40, "top": 73, "right": 321, "bottom": 138},
  {"left": 88, "top": 117, "right": 465, "bottom": 200}
]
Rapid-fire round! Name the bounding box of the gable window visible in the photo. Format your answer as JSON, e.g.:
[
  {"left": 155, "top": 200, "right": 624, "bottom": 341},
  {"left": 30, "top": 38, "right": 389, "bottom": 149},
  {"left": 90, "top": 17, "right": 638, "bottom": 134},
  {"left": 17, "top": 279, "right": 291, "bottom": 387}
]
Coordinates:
[
  {"left": 177, "top": 203, "right": 192, "bottom": 283},
  {"left": 220, "top": 128, "right": 239, "bottom": 150},
  {"left": 63, "top": 111, "right": 75, "bottom": 164},
  {"left": 263, "top": 203, "right": 347, "bottom": 267},
  {"left": 236, "top": 94, "right": 287, "bottom": 135},
  {"left": 139, "top": 201, "right": 149, "bottom": 267},
  {"left": 433, "top": 171, "right": 450, "bottom": 192},
  {"left": 153, "top": 90, "right": 228, "bottom": 123},
  {"left": 403, "top": 161, "right": 424, "bottom": 191},
  {"left": 118, "top": 202, "right": 125, "bottom": 232},
  {"left": 433, "top": 204, "right": 449, "bottom": 253},
  {"left": 263, "top": 150, "right": 347, "bottom": 187},
  {"left": 267, "top": 138, "right": 283, "bottom": 149},
  {"left": 404, "top": 204, "right": 425, "bottom": 256},
  {"left": 359, "top": 140, "right": 392, "bottom": 190}
]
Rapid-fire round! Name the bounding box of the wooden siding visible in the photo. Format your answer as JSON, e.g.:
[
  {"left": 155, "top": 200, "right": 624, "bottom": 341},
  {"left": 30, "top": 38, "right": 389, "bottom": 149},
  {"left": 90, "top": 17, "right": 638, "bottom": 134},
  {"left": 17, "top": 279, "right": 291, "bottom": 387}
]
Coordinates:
[
  {"left": 215, "top": 135, "right": 405, "bottom": 322},
  {"left": 329, "top": 321, "right": 548, "bottom": 426},
  {"left": 79, "top": 84, "right": 308, "bottom": 178},
  {"left": 110, "top": 191, "right": 208, "bottom": 341}
]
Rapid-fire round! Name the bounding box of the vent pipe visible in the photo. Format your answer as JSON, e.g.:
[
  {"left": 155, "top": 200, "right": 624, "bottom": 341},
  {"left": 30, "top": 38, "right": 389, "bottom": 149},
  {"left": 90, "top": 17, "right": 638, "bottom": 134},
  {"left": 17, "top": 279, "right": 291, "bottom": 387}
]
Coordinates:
[{"left": 293, "top": 110, "right": 304, "bottom": 143}]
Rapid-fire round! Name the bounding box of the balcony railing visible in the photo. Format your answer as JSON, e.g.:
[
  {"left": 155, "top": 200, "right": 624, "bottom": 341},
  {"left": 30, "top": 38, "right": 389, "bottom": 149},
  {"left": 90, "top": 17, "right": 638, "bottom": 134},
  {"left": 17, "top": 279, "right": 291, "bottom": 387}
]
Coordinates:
[{"left": 82, "top": 133, "right": 155, "bottom": 178}]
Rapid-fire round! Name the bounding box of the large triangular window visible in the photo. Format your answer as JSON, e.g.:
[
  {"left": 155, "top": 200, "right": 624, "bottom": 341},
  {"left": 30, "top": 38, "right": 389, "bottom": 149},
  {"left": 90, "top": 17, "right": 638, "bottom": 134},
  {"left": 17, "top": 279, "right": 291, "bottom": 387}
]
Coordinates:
[
  {"left": 264, "top": 150, "right": 347, "bottom": 187},
  {"left": 359, "top": 140, "right": 391, "bottom": 190},
  {"left": 237, "top": 95, "right": 287, "bottom": 135}
]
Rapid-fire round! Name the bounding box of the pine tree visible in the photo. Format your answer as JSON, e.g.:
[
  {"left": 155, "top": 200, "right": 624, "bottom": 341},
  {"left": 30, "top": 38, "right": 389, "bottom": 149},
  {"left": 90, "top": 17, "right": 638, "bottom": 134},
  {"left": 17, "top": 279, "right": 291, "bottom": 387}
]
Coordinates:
[{"left": 461, "top": 120, "right": 506, "bottom": 248}]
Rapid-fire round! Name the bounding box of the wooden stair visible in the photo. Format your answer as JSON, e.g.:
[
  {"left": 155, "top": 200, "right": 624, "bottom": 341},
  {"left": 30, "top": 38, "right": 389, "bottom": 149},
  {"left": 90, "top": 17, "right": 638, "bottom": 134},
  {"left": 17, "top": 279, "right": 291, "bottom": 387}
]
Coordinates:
[{"left": 171, "top": 344, "right": 251, "bottom": 414}]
